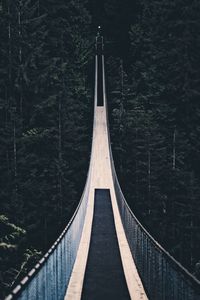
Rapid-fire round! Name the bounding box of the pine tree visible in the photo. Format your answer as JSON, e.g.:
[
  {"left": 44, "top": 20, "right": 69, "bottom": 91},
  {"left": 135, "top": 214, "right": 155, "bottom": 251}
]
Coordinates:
[
  {"left": 107, "top": 0, "right": 200, "bottom": 276},
  {"left": 0, "top": 0, "right": 92, "bottom": 295}
]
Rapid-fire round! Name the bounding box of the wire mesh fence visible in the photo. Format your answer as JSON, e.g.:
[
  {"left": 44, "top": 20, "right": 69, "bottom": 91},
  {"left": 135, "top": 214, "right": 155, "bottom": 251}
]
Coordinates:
[
  {"left": 6, "top": 42, "right": 200, "bottom": 300},
  {"left": 5, "top": 167, "right": 92, "bottom": 300},
  {"left": 110, "top": 150, "right": 200, "bottom": 300},
  {"left": 5, "top": 44, "right": 98, "bottom": 300},
  {"left": 103, "top": 42, "right": 200, "bottom": 300},
  {"left": 103, "top": 44, "right": 200, "bottom": 299}
]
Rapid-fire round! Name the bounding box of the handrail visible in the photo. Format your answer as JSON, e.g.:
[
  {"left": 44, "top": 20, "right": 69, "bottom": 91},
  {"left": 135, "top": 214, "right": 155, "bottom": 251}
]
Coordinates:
[
  {"left": 5, "top": 169, "right": 89, "bottom": 300},
  {"left": 4, "top": 51, "right": 98, "bottom": 300},
  {"left": 5, "top": 34, "right": 200, "bottom": 300},
  {"left": 102, "top": 52, "right": 200, "bottom": 299},
  {"left": 5, "top": 163, "right": 92, "bottom": 300},
  {"left": 116, "top": 174, "right": 200, "bottom": 286}
]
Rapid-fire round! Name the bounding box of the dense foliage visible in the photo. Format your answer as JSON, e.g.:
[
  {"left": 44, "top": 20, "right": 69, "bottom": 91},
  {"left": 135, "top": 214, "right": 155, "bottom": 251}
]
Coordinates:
[
  {"left": 0, "top": 0, "right": 92, "bottom": 297},
  {"left": 0, "top": 0, "right": 200, "bottom": 297},
  {"left": 105, "top": 0, "right": 200, "bottom": 278}
]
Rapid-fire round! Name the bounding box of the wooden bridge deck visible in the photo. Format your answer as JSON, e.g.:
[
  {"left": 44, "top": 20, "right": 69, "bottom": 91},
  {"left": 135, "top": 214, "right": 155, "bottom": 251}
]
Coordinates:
[{"left": 64, "top": 55, "right": 148, "bottom": 300}]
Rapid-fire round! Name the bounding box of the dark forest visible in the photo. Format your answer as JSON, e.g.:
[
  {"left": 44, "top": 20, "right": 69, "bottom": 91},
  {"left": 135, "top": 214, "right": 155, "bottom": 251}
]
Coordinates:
[{"left": 0, "top": 0, "right": 200, "bottom": 298}]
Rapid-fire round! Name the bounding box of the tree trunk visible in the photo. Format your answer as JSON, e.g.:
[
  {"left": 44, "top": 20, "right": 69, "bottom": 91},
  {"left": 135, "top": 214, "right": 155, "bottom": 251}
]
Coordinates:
[
  {"left": 18, "top": 1, "right": 23, "bottom": 121},
  {"left": 58, "top": 94, "right": 63, "bottom": 221},
  {"left": 173, "top": 126, "right": 176, "bottom": 170},
  {"left": 147, "top": 132, "right": 151, "bottom": 214},
  {"left": 13, "top": 108, "right": 18, "bottom": 201}
]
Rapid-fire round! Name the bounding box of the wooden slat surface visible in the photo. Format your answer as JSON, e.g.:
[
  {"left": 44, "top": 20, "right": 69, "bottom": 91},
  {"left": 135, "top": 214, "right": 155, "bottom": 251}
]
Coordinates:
[{"left": 64, "top": 103, "right": 148, "bottom": 300}]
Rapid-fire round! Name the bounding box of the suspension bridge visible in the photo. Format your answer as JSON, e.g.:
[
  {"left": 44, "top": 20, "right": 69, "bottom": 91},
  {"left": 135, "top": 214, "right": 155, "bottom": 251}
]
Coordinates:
[{"left": 5, "top": 33, "right": 200, "bottom": 300}]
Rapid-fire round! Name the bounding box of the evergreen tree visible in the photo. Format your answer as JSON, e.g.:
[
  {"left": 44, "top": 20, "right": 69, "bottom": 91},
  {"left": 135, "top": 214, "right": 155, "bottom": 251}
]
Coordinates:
[
  {"left": 108, "top": 0, "right": 200, "bottom": 275},
  {"left": 0, "top": 0, "right": 92, "bottom": 296}
]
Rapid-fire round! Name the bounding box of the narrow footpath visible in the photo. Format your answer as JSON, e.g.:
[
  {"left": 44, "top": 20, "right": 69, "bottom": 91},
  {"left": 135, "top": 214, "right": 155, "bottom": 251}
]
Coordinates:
[{"left": 81, "top": 189, "right": 130, "bottom": 300}]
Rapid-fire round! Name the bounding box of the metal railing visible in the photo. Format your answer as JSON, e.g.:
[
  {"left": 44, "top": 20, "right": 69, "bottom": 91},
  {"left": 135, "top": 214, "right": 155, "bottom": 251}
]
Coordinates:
[
  {"left": 5, "top": 163, "right": 92, "bottom": 300},
  {"left": 107, "top": 120, "right": 200, "bottom": 300},
  {"left": 5, "top": 35, "right": 99, "bottom": 300},
  {"left": 102, "top": 41, "right": 200, "bottom": 299},
  {"left": 6, "top": 35, "right": 200, "bottom": 300}
]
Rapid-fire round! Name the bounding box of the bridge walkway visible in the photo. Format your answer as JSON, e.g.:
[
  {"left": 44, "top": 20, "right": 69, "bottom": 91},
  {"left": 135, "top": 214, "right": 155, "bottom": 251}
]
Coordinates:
[
  {"left": 64, "top": 53, "right": 148, "bottom": 300},
  {"left": 81, "top": 189, "right": 130, "bottom": 300}
]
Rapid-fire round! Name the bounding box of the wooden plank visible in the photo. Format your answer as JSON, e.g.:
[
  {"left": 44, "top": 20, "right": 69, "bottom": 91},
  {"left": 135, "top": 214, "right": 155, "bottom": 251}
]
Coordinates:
[
  {"left": 65, "top": 54, "right": 148, "bottom": 300},
  {"left": 65, "top": 106, "right": 148, "bottom": 300}
]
